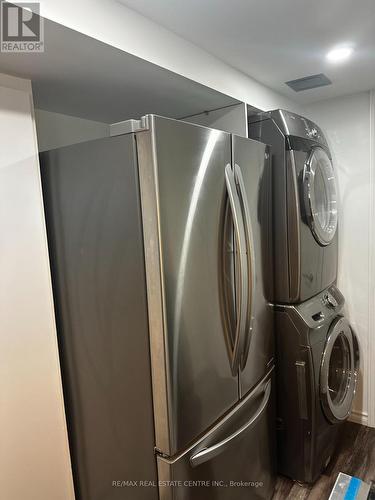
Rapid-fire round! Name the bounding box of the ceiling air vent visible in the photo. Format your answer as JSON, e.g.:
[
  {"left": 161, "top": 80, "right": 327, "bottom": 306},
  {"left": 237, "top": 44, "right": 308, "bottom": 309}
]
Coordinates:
[{"left": 286, "top": 73, "right": 332, "bottom": 92}]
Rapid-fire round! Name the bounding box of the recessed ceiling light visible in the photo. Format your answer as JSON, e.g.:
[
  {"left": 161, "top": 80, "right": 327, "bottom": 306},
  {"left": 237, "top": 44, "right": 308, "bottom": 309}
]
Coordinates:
[{"left": 326, "top": 46, "right": 353, "bottom": 63}]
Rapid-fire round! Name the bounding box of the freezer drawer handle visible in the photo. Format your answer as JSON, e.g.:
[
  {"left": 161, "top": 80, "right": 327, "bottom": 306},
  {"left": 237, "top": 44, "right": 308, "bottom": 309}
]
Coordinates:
[
  {"left": 189, "top": 379, "right": 271, "bottom": 468},
  {"left": 224, "top": 164, "right": 248, "bottom": 375}
]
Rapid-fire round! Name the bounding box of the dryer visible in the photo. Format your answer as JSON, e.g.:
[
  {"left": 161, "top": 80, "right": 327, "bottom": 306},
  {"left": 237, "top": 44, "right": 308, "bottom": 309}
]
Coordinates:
[
  {"left": 249, "top": 109, "right": 338, "bottom": 303},
  {"left": 274, "top": 285, "right": 359, "bottom": 483}
]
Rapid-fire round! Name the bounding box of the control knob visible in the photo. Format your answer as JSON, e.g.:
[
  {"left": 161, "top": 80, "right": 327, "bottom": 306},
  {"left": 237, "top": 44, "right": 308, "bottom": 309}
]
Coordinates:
[{"left": 323, "top": 292, "right": 338, "bottom": 309}]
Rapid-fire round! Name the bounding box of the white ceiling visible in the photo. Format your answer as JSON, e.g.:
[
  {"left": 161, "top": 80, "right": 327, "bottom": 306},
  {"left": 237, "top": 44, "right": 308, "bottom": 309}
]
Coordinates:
[{"left": 119, "top": 0, "right": 375, "bottom": 104}]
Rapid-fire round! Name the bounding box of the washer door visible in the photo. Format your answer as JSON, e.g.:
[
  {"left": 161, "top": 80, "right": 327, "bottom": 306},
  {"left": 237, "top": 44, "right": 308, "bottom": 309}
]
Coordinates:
[
  {"left": 320, "top": 317, "right": 359, "bottom": 423},
  {"left": 303, "top": 147, "right": 338, "bottom": 246}
]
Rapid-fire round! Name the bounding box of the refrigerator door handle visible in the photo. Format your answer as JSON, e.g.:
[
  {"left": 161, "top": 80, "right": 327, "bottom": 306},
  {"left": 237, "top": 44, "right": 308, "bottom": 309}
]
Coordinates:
[
  {"left": 190, "top": 379, "right": 271, "bottom": 468},
  {"left": 234, "top": 164, "right": 256, "bottom": 370},
  {"left": 224, "top": 164, "right": 248, "bottom": 376}
]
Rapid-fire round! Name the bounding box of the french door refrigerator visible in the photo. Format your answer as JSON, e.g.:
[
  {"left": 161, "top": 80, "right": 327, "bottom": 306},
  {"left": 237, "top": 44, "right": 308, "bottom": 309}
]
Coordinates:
[{"left": 40, "top": 115, "right": 276, "bottom": 500}]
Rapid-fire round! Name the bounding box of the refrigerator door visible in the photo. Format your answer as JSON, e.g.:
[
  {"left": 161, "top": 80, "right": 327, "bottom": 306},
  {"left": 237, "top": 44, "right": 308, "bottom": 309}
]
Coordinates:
[
  {"left": 40, "top": 135, "right": 158, "bottom": 500},
  {"left": 231, "top": 136, "right": 275, "bottom": 397},
  {"left": 157, "top": 368, "right": 276, "bottom": 500},
  {"left": 136, "top": 116, "right": 241, "bottom": 456}
]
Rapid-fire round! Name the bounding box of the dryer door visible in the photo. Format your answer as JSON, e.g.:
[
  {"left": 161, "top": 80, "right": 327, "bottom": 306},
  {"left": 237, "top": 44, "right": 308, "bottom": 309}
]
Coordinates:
[
  {"left": 303, "top": 147, "right": 338, "bottom": 246},
  {"left": 320, "top": 317, "right": 359, "bottom": 423}
]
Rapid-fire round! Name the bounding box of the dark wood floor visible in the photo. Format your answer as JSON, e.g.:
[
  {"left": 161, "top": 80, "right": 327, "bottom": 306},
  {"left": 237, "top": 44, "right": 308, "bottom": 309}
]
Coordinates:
[{"left": 273, "top": 422, "right": 375, "bottom": 499}]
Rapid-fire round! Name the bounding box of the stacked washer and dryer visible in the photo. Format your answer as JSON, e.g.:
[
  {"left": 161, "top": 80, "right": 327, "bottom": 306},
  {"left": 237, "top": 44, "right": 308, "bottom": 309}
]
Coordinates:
[{"left": 249, "top": 109, "right": 360, "bottom": 484}]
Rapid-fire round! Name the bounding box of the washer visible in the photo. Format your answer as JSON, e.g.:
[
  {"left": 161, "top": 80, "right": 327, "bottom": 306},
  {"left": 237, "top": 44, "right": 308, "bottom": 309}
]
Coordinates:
[
  {"left": 274, "top": 285, "right": 359, "bottom": 483},
  {"left": 249, "top": 109, "right": 338, "bottom": 303}
]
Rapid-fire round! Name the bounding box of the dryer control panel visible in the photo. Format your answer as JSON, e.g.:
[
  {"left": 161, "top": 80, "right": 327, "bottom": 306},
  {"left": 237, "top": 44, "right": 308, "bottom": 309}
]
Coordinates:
[{"left": 264, "top": 109, "right": 329, "bottom": 149}]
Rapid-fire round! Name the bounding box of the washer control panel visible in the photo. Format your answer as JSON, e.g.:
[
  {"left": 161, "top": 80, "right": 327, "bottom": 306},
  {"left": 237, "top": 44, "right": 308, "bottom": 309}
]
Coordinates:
[{"left": 294, "top": 285, "right": 345, "bottom": 328}]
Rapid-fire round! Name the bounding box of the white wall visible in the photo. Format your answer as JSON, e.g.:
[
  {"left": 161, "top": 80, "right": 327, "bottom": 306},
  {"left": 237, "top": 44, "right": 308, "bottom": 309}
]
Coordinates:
[
  {"left": 35, "top": 109, "right": 109, "bottom": 152},
  {"left": 0, "top": 75, "right": 75, "bottom": 499},
  {"left": 307, "top": 92, "right": 374, "bottom": 427},
  {"left": 38, "top": 0, "right": 304, "bottom": 115}
]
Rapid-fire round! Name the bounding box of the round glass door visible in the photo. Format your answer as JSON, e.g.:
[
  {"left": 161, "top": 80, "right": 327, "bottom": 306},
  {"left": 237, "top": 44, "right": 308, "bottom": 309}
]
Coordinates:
[
  {"left": 303, "top": 147, "right": 338, "bottom": 246},
  {"left": 328, "top": 333, "right": 350, "bottom": 406},
  {"left": 320, "top": 317, "right": 359, "bottom": 423}
]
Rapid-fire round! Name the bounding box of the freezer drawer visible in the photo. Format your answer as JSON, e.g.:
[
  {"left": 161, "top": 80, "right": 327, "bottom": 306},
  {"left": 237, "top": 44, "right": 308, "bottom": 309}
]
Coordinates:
[{"left": 157, "top": 368, "right": 276, "bottom": 500}]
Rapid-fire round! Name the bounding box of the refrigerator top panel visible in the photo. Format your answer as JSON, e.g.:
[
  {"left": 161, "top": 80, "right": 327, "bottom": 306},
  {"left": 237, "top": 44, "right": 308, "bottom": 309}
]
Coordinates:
[{"left": 136, "top": 116, "right": 240, "bottom": 457}]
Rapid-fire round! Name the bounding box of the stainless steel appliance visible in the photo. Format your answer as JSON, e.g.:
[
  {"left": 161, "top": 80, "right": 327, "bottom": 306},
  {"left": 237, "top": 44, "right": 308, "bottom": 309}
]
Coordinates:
[
  {"left": 274, "top": 285, "right": 359, "bottom": 483},
  {"left": 40, "top": 115, "right": 276, "bottom": 500},
  {"left": 249, "top": 109, "right": 338, "bottom": 304}
]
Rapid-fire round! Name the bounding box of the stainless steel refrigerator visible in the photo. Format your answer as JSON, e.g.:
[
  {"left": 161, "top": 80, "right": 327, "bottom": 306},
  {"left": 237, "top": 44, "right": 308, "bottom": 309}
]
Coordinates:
[{"left": 40, "top": 115, "right": 276, "bottom": 500}]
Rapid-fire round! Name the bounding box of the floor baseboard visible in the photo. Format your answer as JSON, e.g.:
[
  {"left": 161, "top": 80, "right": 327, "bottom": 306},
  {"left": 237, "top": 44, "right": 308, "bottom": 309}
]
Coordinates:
[{"left": 349, "top": 410, "right": 369, "bottom": 426}]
